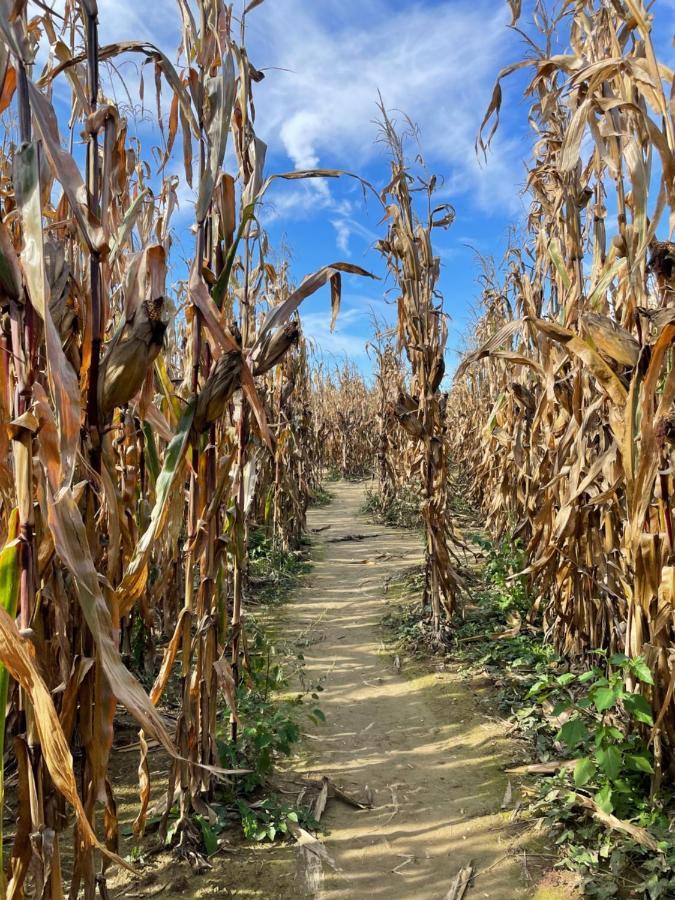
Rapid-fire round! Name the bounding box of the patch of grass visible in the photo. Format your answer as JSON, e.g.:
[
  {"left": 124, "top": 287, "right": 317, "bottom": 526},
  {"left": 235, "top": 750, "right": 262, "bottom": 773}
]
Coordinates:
[
  {"left": 248, "top": 526, "right": 311, "bottom": 604},
  {"left": 472, "top": 532, "right": 529, "bottom": 613},
  {"left": 362, "top": 486, "right": 421, "bottom": 529},
  {"left": 308, "top": 483, "right": 333, "bottom": 507}
]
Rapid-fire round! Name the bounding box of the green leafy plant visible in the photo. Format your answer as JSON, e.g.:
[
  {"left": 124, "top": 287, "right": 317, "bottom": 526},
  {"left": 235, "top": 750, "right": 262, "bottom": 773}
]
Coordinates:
[
  {"left": 218, "top": 623, "right": 301, "bottom": 794},
  {"left": 523, "top": 653, "right": 675, "bottom": 898},
  {"left": 126, "top": 845, "right": 146, "bottom": 864},
  {"left": 309, "top": 484, "right": 334, "bottom": 507},
  {"left": 213, "top": 614, "right": 324, "bottom": 847},
  {"left": 221, "top": 693, "right": 301, "bottom": 795},
  {"left": 476, "top": 533, "right": 529, "bottom": 615},
  {"left": 236, "top": 797, "right": 318, "bottom": 843},
  {"left": 527, "top": 653, "right": 655, "bottom": 815},
  {"left": 248, "top": 526, "right": 311, "bottom": 603}
]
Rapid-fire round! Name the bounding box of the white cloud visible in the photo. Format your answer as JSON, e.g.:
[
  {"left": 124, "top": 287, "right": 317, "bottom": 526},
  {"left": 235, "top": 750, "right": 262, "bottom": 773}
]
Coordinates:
[
  {"left": 96, "top": 0, "right": 179, "bottom": 50},
  {"left": 299, "top": 289, "right": 395, "bottom": 362},
  {"left": 301, "top": 308, "right": 370, "bottom": 361},
  {"left": 245, "top": 0, "right": 523, "bottom": 213},
  {"left": 279, "top": 111, "right": 322, "bottom": 169},
  {"left": 39, "top": 0, "right": 525, "bottom": 239},
  {"left": 304, "top": 330, "right": 365, "bottom": 361},
  {"left": 260, "top": 176, "right": 337, "bottom": 223},
  {"left": 332, "top": 219, "right": 352, "bottom": 256}
]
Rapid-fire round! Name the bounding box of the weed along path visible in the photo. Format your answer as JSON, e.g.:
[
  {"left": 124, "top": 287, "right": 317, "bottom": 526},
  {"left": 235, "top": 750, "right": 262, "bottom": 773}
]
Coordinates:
[{"left": 280, "top": 480, "right": 531, "bottom": 899}]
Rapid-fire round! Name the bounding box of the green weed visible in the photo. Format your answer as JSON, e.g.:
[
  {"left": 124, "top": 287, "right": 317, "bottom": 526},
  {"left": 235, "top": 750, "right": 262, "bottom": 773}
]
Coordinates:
[
  {"left": 453, "top": 534, "right": 675, "bottom": 898},
  {"left": 237, "top": 797, "right": 317, "bottom": 843},
  {"left": 309, "top": 483, "right": 333, "bottom": 507},
  {"left": 248, "top": 526, "right": 311, "bottom": 604},
  {"left": 362, "top": 486, "right": 421, "bottom": 529},
  {"left": 213, "top": 620, "right": 324, "bottom": 844}
]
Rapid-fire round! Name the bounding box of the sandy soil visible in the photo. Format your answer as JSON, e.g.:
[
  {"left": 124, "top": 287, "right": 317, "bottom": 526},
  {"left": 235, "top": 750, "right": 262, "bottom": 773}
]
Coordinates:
[
  {"left": 107, "top": 480, "right": 561, "bottom": 899},
  {"left": 272, "top": 480, "right": 531, "bottom": 899}
]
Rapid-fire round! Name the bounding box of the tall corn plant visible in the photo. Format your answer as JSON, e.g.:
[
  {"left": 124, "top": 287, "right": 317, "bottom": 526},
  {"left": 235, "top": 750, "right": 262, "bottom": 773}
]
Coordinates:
[
  {"left": 368, "top": 324, "right": 406, "bottom": 505},
  {"left": 310, "top": 362, "right": 379, "bottom": 479},
  {"left": 452, "top": 0, "right": 675, "bottom": 769},
  {"left": 376, "top": 110, "right": 461, "bottom": 632}
]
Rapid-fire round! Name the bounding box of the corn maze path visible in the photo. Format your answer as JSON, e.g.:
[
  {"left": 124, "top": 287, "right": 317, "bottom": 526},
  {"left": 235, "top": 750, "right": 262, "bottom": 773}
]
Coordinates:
[{"left": 277, "top": 480, "right": 531, "bottom": 899}]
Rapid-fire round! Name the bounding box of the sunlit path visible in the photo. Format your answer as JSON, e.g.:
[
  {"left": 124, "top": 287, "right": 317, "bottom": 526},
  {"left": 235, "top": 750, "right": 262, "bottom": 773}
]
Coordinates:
[{"left": 280, "top": 481, "right": 528, "bottom": 899}]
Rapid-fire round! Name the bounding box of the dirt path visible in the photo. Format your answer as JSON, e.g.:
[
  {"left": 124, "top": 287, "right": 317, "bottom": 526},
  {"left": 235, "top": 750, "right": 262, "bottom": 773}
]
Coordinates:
[{"left": 281, "top": 480, "right": 530, "bottom": 898}]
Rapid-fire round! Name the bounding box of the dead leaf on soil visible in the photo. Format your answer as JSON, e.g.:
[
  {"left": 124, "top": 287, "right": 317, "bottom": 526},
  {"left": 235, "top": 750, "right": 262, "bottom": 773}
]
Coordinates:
[{"left": 573, "top": 793, "right": 660, "bottom": 852}]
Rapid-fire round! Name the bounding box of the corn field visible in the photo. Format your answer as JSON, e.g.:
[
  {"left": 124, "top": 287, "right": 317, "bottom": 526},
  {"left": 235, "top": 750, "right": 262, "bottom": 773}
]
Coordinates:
[
  {"left": 0, "top": 0, "right": 374, "bottom": 893},
  {"left": 449, "top": 0, "right": 675, "bottom": 778},
  {"left": 0, "top": 0, "right": 672, "bottom": 896}
]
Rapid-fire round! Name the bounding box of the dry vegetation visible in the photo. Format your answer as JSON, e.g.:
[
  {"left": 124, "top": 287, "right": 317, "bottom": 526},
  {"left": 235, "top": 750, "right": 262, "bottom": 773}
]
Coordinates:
[
  {"left": 450, "top": 0, "right": 674, "bottom": 755},
  {"left": 0, "top": 0, "right": 672, "bottom": 896},
  {"left": 0, "top": 1, "right": 369, "bottom": 894}
]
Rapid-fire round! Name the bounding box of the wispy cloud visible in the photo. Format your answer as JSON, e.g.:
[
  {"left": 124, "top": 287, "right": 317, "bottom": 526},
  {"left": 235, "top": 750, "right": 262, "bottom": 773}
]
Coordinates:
[
  {"left": 332, "top": 219, "right": 352, "bottom": 256},
  {"left": 48, "top": 0, "right": 527, "bottom": 230},
  {"left": 246, "top": 0, "right": 524, "bottom": 212},
  {"left": 97, "top": 0, "right": 179, "bottom": 49},
  {"left": 300, "top": 289, "right": 394, "bottom": 362}
]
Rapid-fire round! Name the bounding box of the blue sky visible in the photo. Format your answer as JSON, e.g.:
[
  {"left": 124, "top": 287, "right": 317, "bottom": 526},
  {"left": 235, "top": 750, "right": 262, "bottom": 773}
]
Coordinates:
[{"left": 45, "top": 0, "right": 675, "bottom": 376}]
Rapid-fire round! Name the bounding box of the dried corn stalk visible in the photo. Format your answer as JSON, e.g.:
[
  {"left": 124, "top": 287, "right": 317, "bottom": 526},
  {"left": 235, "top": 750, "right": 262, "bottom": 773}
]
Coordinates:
[
  {"left": 453, "top": 0, "right": 675, "bottom": 756},
  {"left": 377, "top": 109, "right": 461, "bottom": 630},
  {"left": 0, "top": 0, "right": 372, "bottom": 893}
]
